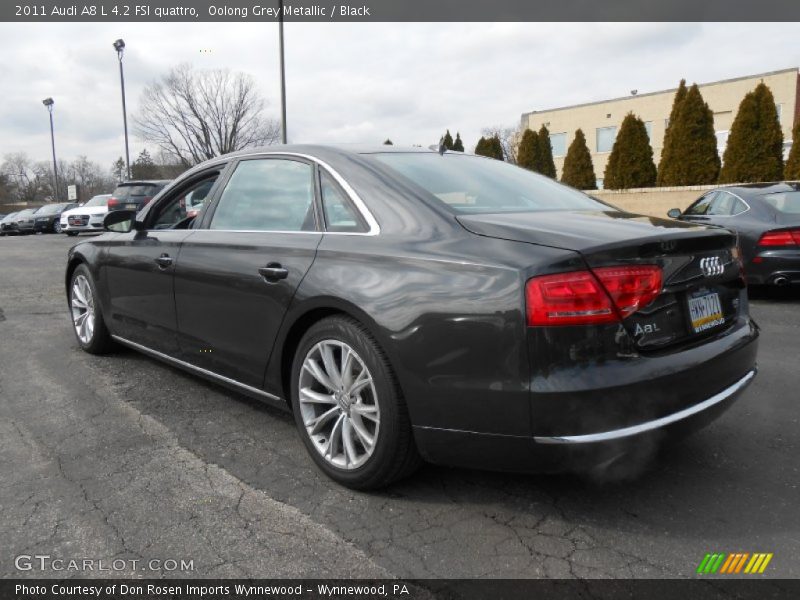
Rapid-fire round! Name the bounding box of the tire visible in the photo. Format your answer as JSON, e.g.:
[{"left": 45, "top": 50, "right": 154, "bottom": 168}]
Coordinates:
[
  {"left": 54, "top": 221, "right": 62, "bottom": 233},
  {"left": 290, "top": 316, "right": 421, "bottom": 490},
  {"left": 68, "top": 264, "right": 115, "bottom": 354}
]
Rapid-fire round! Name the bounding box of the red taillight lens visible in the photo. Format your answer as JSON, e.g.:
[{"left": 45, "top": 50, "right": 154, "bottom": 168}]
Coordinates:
[
  {"left": 526, "top": 265, "right": 662, "bottom": 326},
  {"left": 107, "top": 198, "right": 119, "bottom": 209},
  {"left": 757, "top": 229, "right": 800, "bottom": 246}
]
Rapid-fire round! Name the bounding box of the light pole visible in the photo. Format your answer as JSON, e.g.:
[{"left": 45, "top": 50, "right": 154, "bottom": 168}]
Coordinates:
[
  {"left": 42, "top": 97, "right": 59, "bottom": 200},
  {"left": 278, "top": 0, "right": 287, "bottom": 144},
  {"left": 113, "top": 38, "right": 131, "bottom": 179}
]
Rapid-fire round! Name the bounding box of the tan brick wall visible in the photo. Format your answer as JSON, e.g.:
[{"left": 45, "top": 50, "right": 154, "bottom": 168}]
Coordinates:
[{"left": 590, "top": 185, "right": 715, "bottom": 218}]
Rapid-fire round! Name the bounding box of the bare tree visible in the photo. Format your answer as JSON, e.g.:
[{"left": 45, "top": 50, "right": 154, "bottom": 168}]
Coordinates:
[
  {"left": 134, "top": 64, "right": 281, "bottom": 167},
  {"left": 481, "top": 125, "right": 522, "bottom": 165},
  {"left": 0, "top": 153, "right": 47, "bottom": 203}
]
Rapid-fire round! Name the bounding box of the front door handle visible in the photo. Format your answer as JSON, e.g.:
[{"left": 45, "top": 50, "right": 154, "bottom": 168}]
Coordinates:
[
  {"left": 258, "top": 264, "right": 289, "bottom": 282},
  {"left": 155, "top": 254, "right": 173, "bottom": 269}
]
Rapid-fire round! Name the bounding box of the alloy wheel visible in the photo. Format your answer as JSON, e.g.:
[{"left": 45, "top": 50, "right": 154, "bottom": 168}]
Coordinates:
[
  {"left": 71, "top": 274, "right": 95, "bottom": 344},
  {"left": 298, "top": 340, "right": 380, "bottom": 469}
]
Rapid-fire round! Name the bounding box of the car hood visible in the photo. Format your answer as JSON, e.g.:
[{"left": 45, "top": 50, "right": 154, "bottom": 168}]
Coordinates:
[
  {"left": 63, "top": 206, "right": 108, "bottom": 217},
  {"left": 456, "top": 210, "right": 733, "bottom": 255}
]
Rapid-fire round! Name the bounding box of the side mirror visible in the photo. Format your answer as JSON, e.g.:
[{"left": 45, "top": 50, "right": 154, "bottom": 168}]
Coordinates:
[
  {"left": 103, "top": 210, "right": 141, "bottom": 233},
  {"left": 667, "top": 208, "right": 682, "bottom": 219}
]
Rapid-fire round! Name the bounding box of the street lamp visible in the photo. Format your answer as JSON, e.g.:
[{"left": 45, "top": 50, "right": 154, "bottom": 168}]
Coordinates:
[
  {"left": 278, "top": 0, "right": 287, "bottom": 144},
  {"left": 113, "top": 38, "right": 131, "bottom": 179},
  {"left": 42, "top": 97, "right": 59, "bottom": 200}
]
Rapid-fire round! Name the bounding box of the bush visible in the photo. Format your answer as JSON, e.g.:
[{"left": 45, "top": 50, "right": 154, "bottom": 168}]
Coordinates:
[
  {"left": 657, "top": 80, "right": 687, "bottom": 185},
  {"left": 516, "top": 129, "right": 540, "bottom": 172},
  {"left": 604, "top": 113, "right": 657, "bottom": 189},
  {"left": 443, "top": 129, "right": 454, "bottom": 150},
  {"left": 452, "top": 132, "right": 464, "bottom": 152},
  {"left": 784, "top": 120, "right": 800, "bottom": 180},
  {"left": 720, "top": 82, "right": 784, "bottom": 183},
  {"left": 657, "top": 84, "right": 720, "bottom": 185},
  {"left": 537, "top": 125, "right": 557, "bottom": 178},
  {"left": 561, "top": 129, "right": 596, "bottom": 189}
]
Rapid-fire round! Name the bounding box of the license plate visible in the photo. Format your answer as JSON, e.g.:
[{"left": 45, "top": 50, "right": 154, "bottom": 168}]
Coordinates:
[
  {"left": 688, "top": 291, "right": 724, "bottom": 333},
  {"left": 125, "top": 203, "right": 137, "bottom": 210}
]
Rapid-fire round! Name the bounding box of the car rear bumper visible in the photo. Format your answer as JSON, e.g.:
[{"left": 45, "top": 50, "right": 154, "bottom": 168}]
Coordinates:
[{"left": 746, "top": 248, "right": 800, "bottom": 285}]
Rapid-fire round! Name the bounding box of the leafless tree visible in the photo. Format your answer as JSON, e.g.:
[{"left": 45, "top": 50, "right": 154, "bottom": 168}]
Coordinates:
[
  {"left": 134, "top": 64, "right": 281, "bottom": 167},
  {"left": 0, "top": 153, "right": 47, "bottom": 203},
  {"left": 481, "top": 125, "right": 522, "bottom": 164}
]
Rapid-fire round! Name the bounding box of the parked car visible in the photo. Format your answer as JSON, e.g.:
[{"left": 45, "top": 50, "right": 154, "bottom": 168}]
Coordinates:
[
  {"left": 66, "top": 145, "right": 758, "bottom": 489},
  {"left": 0, "top": 212, "right": 19, "bottom": 235},
  {"left": 668, "top": 182, "right": 800, "bottom": 286},
  {"left": 13, "top": 208, "right": 42, "bottom": 234},
  {"left": 33, "top": 202, "right": 78, "bottom": 233},
  {"left": 107, "top": 180, "right": 170, "bottom": 213},
  {"left": 60, "top": 194, "right": 112, "bottom": 236}
]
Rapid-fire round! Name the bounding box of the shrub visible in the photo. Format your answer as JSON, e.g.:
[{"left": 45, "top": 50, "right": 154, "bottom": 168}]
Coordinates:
[
  {"left": 604, "top": 113, "right": 657, "bottom": 189},
  {"left": 561, "top": 129, "right": 596, "bottom": 189}
]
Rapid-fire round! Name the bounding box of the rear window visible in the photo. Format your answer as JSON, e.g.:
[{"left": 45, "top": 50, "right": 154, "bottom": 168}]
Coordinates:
[
  {"left": 36, "top": 203, "right": 70, "bottom": 215},
  {"left": 372, "top": 153, "right": 611, "bottom": 214},
  {"left": 762, "top": 191, "right": 800, "bottom": 214},
  {"left": 113, "top": 184, "right": 160, "bottom": 198}
]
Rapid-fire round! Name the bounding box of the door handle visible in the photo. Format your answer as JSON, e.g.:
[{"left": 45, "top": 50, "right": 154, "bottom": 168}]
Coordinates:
[
  {"left": 155, "top": 254, "right": 173, "bottom": 269},
  {"left": 258, "top": 263, "right": 289, "bottom": 282}
]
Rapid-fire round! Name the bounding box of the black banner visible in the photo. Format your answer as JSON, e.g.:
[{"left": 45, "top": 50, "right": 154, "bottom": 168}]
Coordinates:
[
  {"left": 4, "top": 579, "right": 800, "bottom": 600},
  {"left": 3, "top": 0, "right": 800, "bottom": 22}
]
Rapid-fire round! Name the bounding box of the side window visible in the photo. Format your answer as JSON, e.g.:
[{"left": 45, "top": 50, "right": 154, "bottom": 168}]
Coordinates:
[
  {"left": 684, "top": 193, "right": 717, "bottom": 215},
  {"left": 151, "top": 174, "right": 219, "bottom": 230},
  {"left": 320, "top": 171, "right": 366, "bottom": 233},
  {"left": 708, "top": 192, "right": 736, "bottom": 216},
  {"left": 210, "top": 159, "right": 316, "bottom": 232},
  {"left": 731, "top": 197, "right": 748, "bottom": 216}
]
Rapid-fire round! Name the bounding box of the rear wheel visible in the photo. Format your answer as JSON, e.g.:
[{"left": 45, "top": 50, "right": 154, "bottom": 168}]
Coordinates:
[
  {"left": 54, "top": 221, "right": 62, "bottom": 233},
  {"left": 69, "top": 264, "right": 114, "bottom": 354},
  {"left": 290, "top": 316, "right": 420, "bottom": 490}
]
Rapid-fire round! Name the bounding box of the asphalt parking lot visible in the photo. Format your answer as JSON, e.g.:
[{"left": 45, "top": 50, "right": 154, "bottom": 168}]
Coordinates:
[{"left": 1, "top": 233, "right": 798, "bottom": 579}]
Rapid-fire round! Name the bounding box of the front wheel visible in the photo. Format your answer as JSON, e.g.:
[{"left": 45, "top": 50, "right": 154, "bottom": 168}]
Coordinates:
[
  {"left": 69, "top": 264, "right": 115, "bottom": 354},
  {"left": 290, "top": 316, "right": 420, "bottom": 490},
  {"left": 54, "top": 221, "right": 62, "bottom": 233}
]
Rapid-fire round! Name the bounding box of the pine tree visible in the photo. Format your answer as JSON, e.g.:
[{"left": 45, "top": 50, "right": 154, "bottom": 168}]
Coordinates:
[
  {"left": 474, "top": 136, "right": 489, "bottom": 157},
  {"left": 452, "top": 132, "right": 465, "bottom": 152},
  {"left": 383, "top": 139, "right": 393, "bottom": 145},
  {"left": 604, "top": 113, "right": 657, "bottom": 189},
  {"left": 561, "top": 129, "right": 596, "bottom": 189},
  {"left": 657, "top": 84, "right": 720, "bottom": 185},
  {"left": 657, "top": 79, "right": 687, "bottom": 185},
  {"left": 537, "top": 125, "right": 557, "bottom": 178},
  {"left": 516, "top": 129, "right": 540, "bottom": 172},
  {"left": 443, "top": 130, "right": 454, "bottom": 150},
  {"left": 131, "top": 149, "right": 161, "bottom": 180},
  {"left": 785, "top": 120, "right": 800, "bottom": 180},
  {"left": 720, "top": 83, "right": 784, "bottom": 183},
  {"left": 488, "top": 135, "right": 504, "bottom": 160}
]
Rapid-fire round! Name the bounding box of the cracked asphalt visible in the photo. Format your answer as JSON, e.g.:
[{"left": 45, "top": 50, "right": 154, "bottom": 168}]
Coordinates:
[{"left": 1, "top": 234, "right": 798, "bottom": 579}]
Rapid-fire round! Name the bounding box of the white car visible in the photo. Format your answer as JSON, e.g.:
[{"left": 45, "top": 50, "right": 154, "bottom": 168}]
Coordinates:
[{"left": 60, "top": 194, "right": 112, "bottom": 236}]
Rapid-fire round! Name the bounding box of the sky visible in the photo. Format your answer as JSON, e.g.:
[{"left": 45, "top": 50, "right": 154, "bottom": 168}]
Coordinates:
[{"left": 0, "top": 22, "right": 798, "bottom": 172}]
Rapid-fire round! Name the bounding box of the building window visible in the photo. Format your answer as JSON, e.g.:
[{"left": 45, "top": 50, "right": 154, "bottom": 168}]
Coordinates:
[
  {"left": 784, "top": 141, "right": 793, "bottom": 161},
  {"left": 776, "top": 103, "right": 782, "bottom": 124},
  {"left": 644, "top": 121, "right": 653, "bottom": 143},
  {"left": 596, "top": 126, "right": 617, "bottom": 153},
  {"left": 664, "top": 117, "right": 670, "bottom": 129},
  {"left": 716, "top": 130, "right": 729, "bottom": 157},
  {"left": 549, "top": 133, "right": 567, "bottom": 158},
  {"left": 596, "top": 178, "right": 604, "bottom": 190}
]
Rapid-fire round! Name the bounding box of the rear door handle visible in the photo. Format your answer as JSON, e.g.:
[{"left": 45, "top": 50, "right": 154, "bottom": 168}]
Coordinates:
[
  {"left": 258, "top": 264, "right": 289, "bottom": 282},
  {"left": 155, "top": 254, "right": 173, "bottom": 269}
]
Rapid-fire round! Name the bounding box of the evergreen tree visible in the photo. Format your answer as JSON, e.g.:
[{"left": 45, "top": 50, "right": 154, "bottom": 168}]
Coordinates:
[
  {"left": 131, "top": 149, "right": 161, "bottom": 180},
  {"left": 536, "top": 125, "right": 557, "bottom": 178},
  {"left": 720, "top": 83, "right": 784, "bottom": 183},
  {"left": 112, "top": 157, "right": 126, "bottom": 181},
  {"left": 383, "top": 139, "right": 393, "bottom": 145},
  {"left": 561, "top": 129, "right": 596, "bottom": 189},
  {"left": 488, "top": 135, "right": 504, "bottom": 160},
  {"left": 657, "top": 79, "right": 687, "bottom": 185},
  {"left": 785, "top": 120, "right": 800, "bottom": 180},
  {"left": 452, "top": 132, "right": 465, "bottom": 152},
  {"left": 474, "top": 136, "right": 489, "bottom": 157},
  {"left": 604, "top": 113, "right": 657, "bottom": 189},
  {"left": 443, "top": 129, "right": 454, "bottom": 150},
  {"left": 657, "top": 84, "right": 720, "bottom": 185},
  {"left": 516, "top": 129, "right": 540, "bottom": 172}
]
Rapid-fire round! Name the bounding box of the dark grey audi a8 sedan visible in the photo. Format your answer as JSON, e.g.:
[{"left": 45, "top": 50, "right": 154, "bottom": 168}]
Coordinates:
[{"left": 65, "top": 145, "right": 758, "bottom": 489}]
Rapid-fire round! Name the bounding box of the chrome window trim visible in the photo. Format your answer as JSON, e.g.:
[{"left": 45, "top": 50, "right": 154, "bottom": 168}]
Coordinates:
[
  {"left": 534, "top": 369, "right": 756, "bottom": 444},
  {"left": 708, "top": 190, "right": 751, "bottom": 218},
  {"left": 111, "top": 335, "right": 285, "bottom": 406},
  {"left": 210, "top": 151, "right": 380, "bottom": 236}
]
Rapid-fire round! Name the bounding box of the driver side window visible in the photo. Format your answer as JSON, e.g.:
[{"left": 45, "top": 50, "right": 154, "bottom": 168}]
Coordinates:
[
  {"left": 150, "top": 173, "right": 220, "bottom": 230},
  {"left": 684, "top": 192, "right": 717, "bottom": 215}
]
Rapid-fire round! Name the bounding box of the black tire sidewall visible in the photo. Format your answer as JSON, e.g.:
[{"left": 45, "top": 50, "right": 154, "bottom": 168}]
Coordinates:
[{"left": 290, "top": 317, "right": 403, "bottom": 488}]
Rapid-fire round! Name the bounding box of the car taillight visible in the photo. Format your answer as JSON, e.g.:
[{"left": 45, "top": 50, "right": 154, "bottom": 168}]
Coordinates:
[
  {"left": 108, "top": 198, "right": 119, "bottom": 209},
  {"left": 141, "top": 197, "right": 153, "bottom": 206},
  {"left": 757, "top": 229, "right": 800, "bottom": 246},
  {"left": 526, "top": 265, "right": 662, "bottom": 326}
]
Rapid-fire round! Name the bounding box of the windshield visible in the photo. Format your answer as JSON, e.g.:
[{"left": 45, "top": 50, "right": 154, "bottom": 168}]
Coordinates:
[
  {"left": 372, "top": 153, "right": 612, "bottom": 214},
  {"left": 762, "top": 191, "right": 800, "bottom": 214},
  {"left": 37, "top": 203, "right": 70, "bottom": 215},
  {"left": 84, "top": 195, "right": 110, "bottom": 207}
]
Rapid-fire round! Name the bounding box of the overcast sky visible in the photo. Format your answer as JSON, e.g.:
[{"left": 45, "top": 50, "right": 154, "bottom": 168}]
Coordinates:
[{"left": 0, "top": 22, "right": 798, "bottom": 172}]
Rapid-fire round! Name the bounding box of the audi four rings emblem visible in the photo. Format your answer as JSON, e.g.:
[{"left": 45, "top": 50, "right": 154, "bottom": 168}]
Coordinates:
[{"left": 700, "top": 256, "right": 724, "bottom": 277}]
